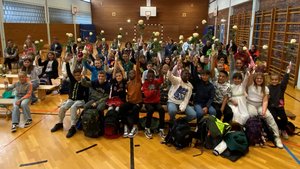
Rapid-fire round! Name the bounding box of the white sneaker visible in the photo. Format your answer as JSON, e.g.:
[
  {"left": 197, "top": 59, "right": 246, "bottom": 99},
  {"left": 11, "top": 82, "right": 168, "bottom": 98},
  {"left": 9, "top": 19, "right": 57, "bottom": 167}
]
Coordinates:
[
  {"left": 144, "top": 128, "right": 153, "bottom": 139},
  {"left": 158, "top": 129, "right": 166, "bottom": 139},
  {"left": 128, "top": 126, "right": 138, "bottom": 138},
  {"left": 123, "top": 125, "right": 129, "bottom": 138},
  {"left": 274, "top": 137, "right": 283, "bottom": 149}
]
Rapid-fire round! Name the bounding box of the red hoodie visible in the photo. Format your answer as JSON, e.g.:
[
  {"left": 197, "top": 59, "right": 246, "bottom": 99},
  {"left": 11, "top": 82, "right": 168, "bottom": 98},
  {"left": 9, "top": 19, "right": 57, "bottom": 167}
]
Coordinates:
[{"left": 142, "top": 76, "right": 163, "bottom": 103}]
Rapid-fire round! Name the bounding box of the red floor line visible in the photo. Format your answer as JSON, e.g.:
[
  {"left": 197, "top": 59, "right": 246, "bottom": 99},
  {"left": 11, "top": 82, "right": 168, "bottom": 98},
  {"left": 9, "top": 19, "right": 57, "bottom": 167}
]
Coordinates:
[
  {"left": 0, "top": 117, "right": 44, "bottom": 152},
  {"left": 283, "top": 140, "right": 300, "bottom": 148}
]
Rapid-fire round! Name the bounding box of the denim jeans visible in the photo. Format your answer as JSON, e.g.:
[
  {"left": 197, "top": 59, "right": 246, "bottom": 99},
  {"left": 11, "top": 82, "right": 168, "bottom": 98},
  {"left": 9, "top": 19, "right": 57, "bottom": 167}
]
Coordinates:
[
  {"left": 12, "top": 97, "right": 31, "bottom": 124},
  {"left": 58, "top": 99, "right": 85, "bottom": 126},
  {"left": 167, "top": 102, "right": 196, "bottom": 123},
  {"left": 194, "top": 104, "right": 216, "bottom": 119}
]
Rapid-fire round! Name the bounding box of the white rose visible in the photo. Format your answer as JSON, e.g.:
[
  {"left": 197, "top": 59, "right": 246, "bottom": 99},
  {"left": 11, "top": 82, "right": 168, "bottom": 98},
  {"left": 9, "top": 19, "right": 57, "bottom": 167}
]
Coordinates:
[
  {"left": 262, "top": 45, "right": 268, "bottom": 50},
  {"left": 159, "top": 41, "right": 162, "bottom": 44},
  {"left": 132, "top": 38, "right": 136, "bottom": 42},
  {"left": 89, "top": 32, "right": 93, "bottom": 36},
  {"left": 77, "top": 38, "right": 82, "bottom": 42},
  {"left": 202, "top": 19, "right": 207, "bottom": 25},
  {"left": 119, "top": 27, "right": 123, "bottom": 31},
  {"left": 138, "top": 19, "right": 144, "bottom": 25},
  {"left": 40, "top": 39, "right": 43, "bottom": 42},
  {"left": 200, "top": 55, "right": 205, "bottom": 63},
  {"left": 290, "top": 39, "right": 297, "bottom": 44},
  {"left": 193, "top": 33, "right": 199, "bottom": 38},
  {"left": 66, "top": 33, "right": 69, "bottom": 36},
  {"left": 212, "top": 36, "right": 215, "bottom": 40},
  {"left": 179, "top": 40, "right": 183, "bottom": 44},
  {"left": 153, "top": 38, "right": 158, "bottom": 42},
  {"left": 102, "top": 38, "right": 105, "bottom": 42},
  {"left": 243, "top": 46, "right": 247, "bottom": 51},
  {"left": 233, "top": 25, "right": 238, "bottom": 30},
  {"left": 155, "top": 32, "right": 160, "bottom": 36},
  {"left": 82, "top": 49, "right": 87, "bottom": 55},
  {"left": 101, "top": 30, "right": 104, "bottom": 34},
  {"left": 179, "top": 35, "right": 184, "bottom": 40},
  {"left": 34, "top": 40, "right": 39, "bottom": 44},
  {"left": 24, "top": 44, "right": 27, "bottom": 48},
  {"left": 69, "top": 33, "right": 73, "bottom": 37},
  {"left": 214, "top": 38, "right": 219, "bottom": 42},
  {"left": 117, "top": 35, "right": 122, "bottom": 39},
  {"left": 188, "top": 36, "right": 193, "bottom": 42}
]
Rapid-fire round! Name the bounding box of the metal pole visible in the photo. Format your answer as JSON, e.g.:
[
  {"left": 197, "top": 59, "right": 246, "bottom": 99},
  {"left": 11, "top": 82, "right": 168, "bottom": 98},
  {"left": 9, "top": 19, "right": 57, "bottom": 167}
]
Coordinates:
[
  {"left": 130, "top": 138, "right": 135, "bottom": 169},
  {"left": 45, "top": 0, "right": 51, "bottom": 45},
  {"left": 214, "top": 0, "right": 218, "bottom": 37},
  {"left": 249, "top": 0, "right": 258, "bottom": 48},
  {"left": 0, "top": 0, "right": 6, "bottom": 57},
  {"left": 226, "top": 0, "right": 232, "bottom": 45}
]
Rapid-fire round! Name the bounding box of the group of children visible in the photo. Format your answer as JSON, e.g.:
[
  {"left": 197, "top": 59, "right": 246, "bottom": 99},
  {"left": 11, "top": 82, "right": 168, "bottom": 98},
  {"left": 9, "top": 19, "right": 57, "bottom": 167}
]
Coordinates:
[{"left": 3, "top": 36, "right": 293, "bottom": 149}]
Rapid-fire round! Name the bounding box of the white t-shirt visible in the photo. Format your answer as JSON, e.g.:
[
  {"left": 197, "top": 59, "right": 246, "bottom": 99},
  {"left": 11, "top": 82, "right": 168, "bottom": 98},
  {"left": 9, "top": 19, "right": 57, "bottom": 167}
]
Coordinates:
[
  {"left": 247, "top": 84, "right": 269, "bottom": 103},
  {"left": 45, "top": 60, "right": 53, "bottom": 72}
]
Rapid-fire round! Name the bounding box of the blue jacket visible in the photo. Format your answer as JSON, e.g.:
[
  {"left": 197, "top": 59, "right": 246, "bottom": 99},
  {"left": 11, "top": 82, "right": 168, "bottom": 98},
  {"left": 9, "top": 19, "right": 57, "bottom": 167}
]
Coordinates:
[{"left": 83, "top": 59, "right": 104, "bottom": 81}]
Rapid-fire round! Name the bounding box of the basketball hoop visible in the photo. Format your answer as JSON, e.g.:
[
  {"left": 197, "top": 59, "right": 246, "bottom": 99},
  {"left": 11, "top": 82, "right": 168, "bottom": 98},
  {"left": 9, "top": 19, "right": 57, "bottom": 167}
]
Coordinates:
[
  {"left": 146, "top": 14, "right": 150, "bottom": 20},
  {"left": 145, "top": 11, "right": 151, "bottom": 20}
]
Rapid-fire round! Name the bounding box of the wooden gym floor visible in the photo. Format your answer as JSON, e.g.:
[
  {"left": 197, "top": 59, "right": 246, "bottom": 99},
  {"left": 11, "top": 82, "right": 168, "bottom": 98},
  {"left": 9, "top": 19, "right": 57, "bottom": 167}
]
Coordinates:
[{"left": 0, "top": 74, "right": 300, "bottom": 169}]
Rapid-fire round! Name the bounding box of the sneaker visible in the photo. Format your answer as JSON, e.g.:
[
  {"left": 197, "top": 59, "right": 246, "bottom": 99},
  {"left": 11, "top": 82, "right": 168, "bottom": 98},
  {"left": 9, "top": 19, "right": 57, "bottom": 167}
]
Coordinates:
[
  {"left": 24, "top": 119, "right": 32, "bottom": 128},
  {"left": 51, "top": 123, "right": 63, "bottom": 132},
  {"left": 158, "top": 129, "right": 166, "bottom": 139},
  {"left": 144, "top": 128, "right": 153, "bottom": 139},
  {"left": 274, "top": 137, "right": 283, "bottom": 149},
  {"left": 123, "top": 125, "right": 129, "bottom": 138},
  {"left": 128, "top": 126, "right": 138, "bottom": 138},
  {"left": 66, "top": 126, "right": 76, "bottom": 138},
  {"left": 281, "top": 130, "right": 289, "bottom": 140},
  {"left": 11, "top": 124, "right": 18, "bottom": 132},
  {"left": 31, "top": 99, "right": 38, "bottom": 105}
]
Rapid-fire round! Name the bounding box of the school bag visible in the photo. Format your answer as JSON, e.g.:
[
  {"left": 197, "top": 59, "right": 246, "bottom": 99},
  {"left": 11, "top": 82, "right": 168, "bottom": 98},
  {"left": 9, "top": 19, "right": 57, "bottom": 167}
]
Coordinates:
[
  {"left": 104, "top": 109, "right": 121, "bottom": 139},
  {"left": 164, "top": 118, "right": 193, "bottom": 150},
  {"left": 286, "top": 121, "right": 300, "bottom": 136},
  {"left": 244, "top": 116, "right": 264, "bottom": 146},
  {"left": 195, "top": 115, "right": 230, "bottom": 150},
  {"left": 82, "top": 109, "right": 103, "bottom": 138}
]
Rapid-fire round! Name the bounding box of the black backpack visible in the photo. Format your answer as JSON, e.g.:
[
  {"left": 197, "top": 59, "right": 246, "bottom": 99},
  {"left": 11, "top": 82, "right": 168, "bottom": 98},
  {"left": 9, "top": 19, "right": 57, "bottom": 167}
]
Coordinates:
[
  {"left": 104, "top": 109, "right": 121, "bottom": 139},
  {"left": 286, "top": 121, "right": 300, "bottom": 136},
  {"left": 244, "top": 117, "right": 264, "bottom": 146},
  {"left": 194, "top": 115, "right": 226, "bottom": 150},
  {"left": 82, "top": 109, "right": 103, "bottom": 138},
  {"left": 165, "top": 118, "right": 193, "bottom": 150}
]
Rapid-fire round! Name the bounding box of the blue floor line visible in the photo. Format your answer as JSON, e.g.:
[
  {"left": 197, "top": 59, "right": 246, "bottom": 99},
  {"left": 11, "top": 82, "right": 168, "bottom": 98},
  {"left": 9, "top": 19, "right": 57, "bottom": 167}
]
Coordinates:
[{"left": 283, "top": 144, "right": 300, "bottom": 165}]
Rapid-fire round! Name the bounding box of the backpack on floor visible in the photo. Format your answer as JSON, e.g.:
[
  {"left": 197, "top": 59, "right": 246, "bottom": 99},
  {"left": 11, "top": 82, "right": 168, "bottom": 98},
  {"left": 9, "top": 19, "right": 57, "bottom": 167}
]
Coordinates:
[
  {"left": 261, "top": 118, "right": 275, "bottom": 142},
  {"left": 244, "top": 117, "right": 264, "bottom": 146},
  {"left": 164, "top": 118, "right": 193, "bottom": 150},
  {"left": 194, "top": 115, "right": 229, "bottom": 150},
  {"left": 82, "top": 109, "right": 103, "bottom": 138},
  {"left": 104, "top": 109, "right": 121, "bottom": 139},
  {"left": 286, "top": 121, "right": 300, "bottom": 136}
]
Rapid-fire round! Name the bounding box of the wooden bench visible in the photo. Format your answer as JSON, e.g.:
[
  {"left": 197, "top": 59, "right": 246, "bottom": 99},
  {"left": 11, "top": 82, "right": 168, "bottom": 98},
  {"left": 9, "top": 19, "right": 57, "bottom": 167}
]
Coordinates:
[
  {"left": 0, "top": 84, "right": 13, "bottom": 89},
  {"left": 0, "top": 98, "right": 14, "bottom": 119},
  {"left": 37, "top": 85, "right": 59, "bottom": 100},
  {"left": 3, "top": 74, "right": 18, "bottom": 84}
]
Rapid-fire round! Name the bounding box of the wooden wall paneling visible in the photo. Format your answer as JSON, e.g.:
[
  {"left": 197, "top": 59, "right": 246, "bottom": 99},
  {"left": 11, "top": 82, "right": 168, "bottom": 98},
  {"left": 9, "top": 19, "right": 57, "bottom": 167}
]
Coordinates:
[
  {"left": 4, "top": 23, "right": 48, "bottom": 54},
  {"left": 91, "top": 0, "right": 208, "bottom": 42},
  {"left": 49, "top": 24, "right": 80, "bottom": 46}
]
